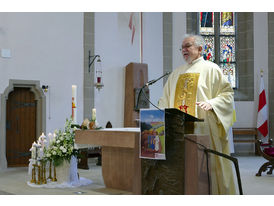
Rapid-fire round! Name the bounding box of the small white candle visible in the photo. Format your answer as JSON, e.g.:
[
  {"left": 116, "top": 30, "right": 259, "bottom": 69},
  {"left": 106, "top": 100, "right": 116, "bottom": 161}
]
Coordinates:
[
  {"left": 92, "top": 108, "right": 96, "bottom": 121},
  {"left": 36, "top": 143, "right": 41, "bottom": 159},
  {"left": 72, "top": 85, "right": 77, "bottom": 124},
  {"left": 52, "top": 133, "right": 56, "bottom": 142},
  {"left": 41, "top": 132, "right": 46, "bottom": 141},
  {"left": 39, "top": 133, "right": 45, "bottom": 148},
  {"left": 47, "top": 132, "right": 52, "bottom": 145},
  {"left": 30, "top": 142, "right": 36, "bottom": 159},
  {"left": 39, "top": 148, "right": 43, "bottom": 159},
  {"left": 30, "top": 147, "right": 34, "bottom": 159}
]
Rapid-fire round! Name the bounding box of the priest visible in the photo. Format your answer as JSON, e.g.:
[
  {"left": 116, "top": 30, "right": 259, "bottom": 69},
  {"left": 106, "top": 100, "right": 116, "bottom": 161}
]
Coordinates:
[{"left": 158, "top": 34, "right": 236, "bottom": 195}]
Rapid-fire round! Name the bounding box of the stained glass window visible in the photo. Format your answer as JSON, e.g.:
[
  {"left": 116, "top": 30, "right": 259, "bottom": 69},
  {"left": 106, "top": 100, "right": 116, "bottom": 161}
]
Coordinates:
[
  {"left": 220, "top": 12, "right": 235, "bottom": 35},
  {"left": 199, "top": 12, "right": 214, "bottom": 35},
  {"left": 198, "top": 12, "right": 237, "bottom": 88},
  {"left": 220, "top": 63, "right": 236, "bottom": 88},
  {"left": 220, "top": 36, "right": 235, "bottom": 63},
  {"left": 203, "top": 36, "right": 215, "bottom": 61}
]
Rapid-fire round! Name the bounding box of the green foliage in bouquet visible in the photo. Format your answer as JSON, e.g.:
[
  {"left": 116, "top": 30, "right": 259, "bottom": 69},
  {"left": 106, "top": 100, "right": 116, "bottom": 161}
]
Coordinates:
[{"left": 44, "top": 118, "right": 79, "bottom": 167}]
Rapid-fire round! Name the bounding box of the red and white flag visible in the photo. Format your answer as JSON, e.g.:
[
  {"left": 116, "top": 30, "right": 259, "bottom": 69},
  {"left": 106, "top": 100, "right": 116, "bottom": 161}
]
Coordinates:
[{"left": 257, "top": 72, "right": 268, "bottom": 137}]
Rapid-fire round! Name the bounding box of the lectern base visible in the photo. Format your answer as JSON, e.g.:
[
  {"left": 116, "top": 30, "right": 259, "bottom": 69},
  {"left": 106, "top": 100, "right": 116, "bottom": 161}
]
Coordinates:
[{"left": 141, "top": 134, "right": 210, "bottom": 195}]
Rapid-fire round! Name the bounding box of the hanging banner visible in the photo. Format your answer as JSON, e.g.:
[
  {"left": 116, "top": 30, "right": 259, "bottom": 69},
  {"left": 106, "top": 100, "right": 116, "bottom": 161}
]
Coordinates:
[{"left": 139, "top": 109, "right": 165, "bottom": 160}]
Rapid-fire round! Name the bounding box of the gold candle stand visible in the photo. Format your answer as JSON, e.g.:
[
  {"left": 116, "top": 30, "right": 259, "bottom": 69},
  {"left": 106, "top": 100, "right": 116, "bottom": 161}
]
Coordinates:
[
  {"left": 30, "top": 164, "right": 37, "bottom": 184},
  {"left": 29, "top": 160, "right": 60, "bottom": 184},
  {"left": 52, "top": 165, "right": 57, "bottom": 182},
  {"left": 40, "top": 161, "right": 47, "bottom": 184},
  {"left": 47, "top": 160, "right": 53, "bottom": 180},
  {"left": 37, "top": 164, "right": 42, "bottom": 185}
]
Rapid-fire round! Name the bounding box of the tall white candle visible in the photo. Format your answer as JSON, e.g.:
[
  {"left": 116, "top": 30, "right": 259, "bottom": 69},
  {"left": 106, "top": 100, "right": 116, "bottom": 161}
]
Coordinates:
[
  {"left": 92, "top": 108, "right": 96, "bottom": 121},
  {"left": 72, "top": 85, "right": 77, "bottom": 124}
]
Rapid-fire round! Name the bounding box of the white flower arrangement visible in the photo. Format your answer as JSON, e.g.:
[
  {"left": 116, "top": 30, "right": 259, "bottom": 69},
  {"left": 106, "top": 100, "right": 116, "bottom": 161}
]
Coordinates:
[{"left": 43, "top": 118, "right": 79, "bottom": 166}]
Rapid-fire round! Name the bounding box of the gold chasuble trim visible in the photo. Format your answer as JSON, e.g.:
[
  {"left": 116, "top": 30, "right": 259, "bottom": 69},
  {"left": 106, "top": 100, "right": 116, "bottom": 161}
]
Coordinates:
[{"left": 174, "top": 73, "right": 200, "bottom": 117}]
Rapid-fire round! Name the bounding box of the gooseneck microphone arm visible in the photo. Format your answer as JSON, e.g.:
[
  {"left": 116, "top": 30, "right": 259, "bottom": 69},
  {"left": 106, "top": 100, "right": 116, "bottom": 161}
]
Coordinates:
[
  {"left": 145, "top": 72, "right": 171, "bottom": 86},
  {"left": 136, "top": 72, "right": 171, "bottom": 110}
]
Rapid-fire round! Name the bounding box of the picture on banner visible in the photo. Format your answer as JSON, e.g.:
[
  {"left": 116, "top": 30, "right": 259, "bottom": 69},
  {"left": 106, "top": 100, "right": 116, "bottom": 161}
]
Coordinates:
[{"left": 140, "top": 109, "right": 165, "bottom": 160}]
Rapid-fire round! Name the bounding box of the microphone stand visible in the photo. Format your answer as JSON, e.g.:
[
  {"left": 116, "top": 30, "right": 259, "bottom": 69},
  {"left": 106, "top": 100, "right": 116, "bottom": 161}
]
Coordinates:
[
  {"left": 184, "top": 136, "right": 243, "bottom": 195},
  {"left": 140, "top": 85, "right": 162, "bottom": 111},
  {"left": 136, "top": 72, "right": 170, "bottom": 111}
]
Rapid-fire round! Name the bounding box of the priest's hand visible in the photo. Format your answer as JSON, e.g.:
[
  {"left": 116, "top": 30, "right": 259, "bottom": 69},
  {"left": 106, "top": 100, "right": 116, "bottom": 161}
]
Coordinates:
[{"left": 196, "top": 101, "right": 213, "bottom": 111}]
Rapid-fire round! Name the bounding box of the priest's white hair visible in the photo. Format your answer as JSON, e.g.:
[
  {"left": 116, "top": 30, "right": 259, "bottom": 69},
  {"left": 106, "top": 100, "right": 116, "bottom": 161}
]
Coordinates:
[{"left": 184, "top": 34, "right": 205, "bottom": 55}]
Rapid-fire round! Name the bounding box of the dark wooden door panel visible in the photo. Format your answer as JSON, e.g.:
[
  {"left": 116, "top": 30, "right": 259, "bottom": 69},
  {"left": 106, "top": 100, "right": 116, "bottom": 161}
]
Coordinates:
[{"left": 6, "top": 87, "right": 36, "bottom": 167}]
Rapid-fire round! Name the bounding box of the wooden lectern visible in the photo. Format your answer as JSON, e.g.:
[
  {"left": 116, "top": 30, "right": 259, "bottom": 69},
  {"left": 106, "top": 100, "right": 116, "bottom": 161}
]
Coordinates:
[
  {"left": 75, "top": 109, "right": 210, "bottom": 195},
  {"left": 141, "top": 108, "right": 210, "bottom": 195}
]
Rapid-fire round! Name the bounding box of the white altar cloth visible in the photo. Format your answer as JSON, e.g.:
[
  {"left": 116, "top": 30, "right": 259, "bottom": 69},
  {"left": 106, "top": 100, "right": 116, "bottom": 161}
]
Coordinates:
[{"left": 101, "top": 127, "right": 140, "bottom": 132}]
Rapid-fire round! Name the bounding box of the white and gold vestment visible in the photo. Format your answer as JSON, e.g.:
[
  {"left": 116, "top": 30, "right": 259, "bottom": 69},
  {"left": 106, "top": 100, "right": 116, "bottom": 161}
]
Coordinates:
[{"left": 159, "top": 57, "right": 236, "bottom": 195}]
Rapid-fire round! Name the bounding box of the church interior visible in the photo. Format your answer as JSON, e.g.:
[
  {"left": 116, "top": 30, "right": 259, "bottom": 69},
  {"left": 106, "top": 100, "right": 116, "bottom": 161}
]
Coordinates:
[{"left": 1, "top": 10, "right": 274, "bottom": 197}]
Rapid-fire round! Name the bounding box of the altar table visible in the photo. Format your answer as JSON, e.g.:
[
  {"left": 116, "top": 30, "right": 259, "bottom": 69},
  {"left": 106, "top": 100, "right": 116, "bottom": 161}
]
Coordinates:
[{"left": 75, "top": 128, "right": 141, "bottom": 194}]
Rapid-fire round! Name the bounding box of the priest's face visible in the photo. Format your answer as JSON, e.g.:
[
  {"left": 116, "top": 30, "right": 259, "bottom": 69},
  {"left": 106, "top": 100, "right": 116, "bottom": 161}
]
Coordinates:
[{"left": 181, "top": 37, "right": 202, "bottom": 64}]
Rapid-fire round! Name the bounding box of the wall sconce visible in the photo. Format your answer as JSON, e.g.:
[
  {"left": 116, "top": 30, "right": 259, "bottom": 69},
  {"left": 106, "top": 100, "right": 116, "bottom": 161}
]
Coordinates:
[
  {"left": 42, "top": 85, "right": 49, "bottom": 93},
  {"left": 89, "top": 50, "right": 104, "bottom": 91}
]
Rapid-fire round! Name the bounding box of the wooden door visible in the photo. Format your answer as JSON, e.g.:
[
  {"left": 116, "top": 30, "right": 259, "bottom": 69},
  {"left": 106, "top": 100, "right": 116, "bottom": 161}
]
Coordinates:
[{"left": 6, "top": 87, "right": 37, "bottom": 167}]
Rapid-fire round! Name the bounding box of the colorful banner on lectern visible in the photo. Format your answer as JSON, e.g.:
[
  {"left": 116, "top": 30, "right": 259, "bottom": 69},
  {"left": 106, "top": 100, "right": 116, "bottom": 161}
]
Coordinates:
[{"left": 140, "top": 109, "right": 165, "bottom": 160}]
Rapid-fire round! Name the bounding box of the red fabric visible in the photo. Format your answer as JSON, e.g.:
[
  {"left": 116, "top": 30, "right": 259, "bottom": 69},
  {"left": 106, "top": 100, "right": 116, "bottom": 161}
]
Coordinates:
[
  {"left": 257, "top": 75, "right": 268, "bottom": 137},
  {"left": 258, "top": 90, "right": 266, "bottom": 111},
  {"left": 258, "top": 120, "right": 268, "bottom": 137},
  {"left": 263, "top": 147, "right": 274, "bottom": 157},
  {"left": 128, "top": 13, "right": 136, "bottom": 45},
  {"left": 261, "top": 143, "right": 272, "bottom": 147}
]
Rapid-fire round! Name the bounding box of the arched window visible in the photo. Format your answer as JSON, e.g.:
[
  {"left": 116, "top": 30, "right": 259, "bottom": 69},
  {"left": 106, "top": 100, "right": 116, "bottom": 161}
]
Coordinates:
[{"left": 199, "top": 12, "right": 237, "bottom": 88}]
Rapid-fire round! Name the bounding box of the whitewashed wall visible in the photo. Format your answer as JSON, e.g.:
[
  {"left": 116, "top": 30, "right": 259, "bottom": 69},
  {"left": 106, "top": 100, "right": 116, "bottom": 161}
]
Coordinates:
[
  {"left": 0, "top": 12, "right": 84, "bottom": 133},
  {"left": 142, "top": 12, "right": 163, "bottom": 109},
  {"left": 94, "top": 12, "right": 163, "bottom": 128},
  {"left": 173, "top": 12, "right": 187, "bottom": 69}
]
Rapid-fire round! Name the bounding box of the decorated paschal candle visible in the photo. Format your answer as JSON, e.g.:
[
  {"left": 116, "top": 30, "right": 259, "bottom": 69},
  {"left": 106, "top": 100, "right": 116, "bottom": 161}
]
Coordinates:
[{"left": 72, "top": 85, "right": 77, "bottom": 124}]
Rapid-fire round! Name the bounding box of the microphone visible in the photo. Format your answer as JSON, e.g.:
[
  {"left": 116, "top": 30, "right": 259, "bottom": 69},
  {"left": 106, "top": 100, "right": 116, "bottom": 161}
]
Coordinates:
[{"left": 145, "top": 72, "right": 171, "bottom": 86}]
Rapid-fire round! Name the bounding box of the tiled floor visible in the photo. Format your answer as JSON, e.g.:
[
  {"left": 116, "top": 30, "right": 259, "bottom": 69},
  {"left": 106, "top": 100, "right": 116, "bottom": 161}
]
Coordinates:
[
  {"left": 0, "top": 158, "right": 130, "bottom": 195},
  {"left": 0, "top": 155, "right": 273, "bottom": 195}
]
